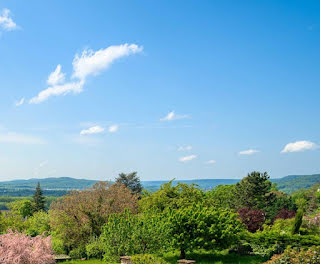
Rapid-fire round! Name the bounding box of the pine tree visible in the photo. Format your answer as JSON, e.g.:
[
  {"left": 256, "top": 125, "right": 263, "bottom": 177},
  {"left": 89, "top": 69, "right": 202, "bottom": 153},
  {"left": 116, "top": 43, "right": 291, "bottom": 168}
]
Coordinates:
[{"left": 33, "top": 182, "right": 45, "bottom": 212}]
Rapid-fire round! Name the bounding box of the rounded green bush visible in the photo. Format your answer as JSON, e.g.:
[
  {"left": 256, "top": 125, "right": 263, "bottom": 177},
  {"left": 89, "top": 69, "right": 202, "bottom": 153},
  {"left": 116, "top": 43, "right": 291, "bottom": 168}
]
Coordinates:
[{"left": 131, "top": 254, "right": 168, "bottom": 264}]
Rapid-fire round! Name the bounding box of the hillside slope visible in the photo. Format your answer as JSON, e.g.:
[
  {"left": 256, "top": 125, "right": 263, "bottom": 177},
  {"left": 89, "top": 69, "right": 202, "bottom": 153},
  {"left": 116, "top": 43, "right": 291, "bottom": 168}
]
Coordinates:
[{"left": 272, "top": 174, "right": 320, "bottom": 193}]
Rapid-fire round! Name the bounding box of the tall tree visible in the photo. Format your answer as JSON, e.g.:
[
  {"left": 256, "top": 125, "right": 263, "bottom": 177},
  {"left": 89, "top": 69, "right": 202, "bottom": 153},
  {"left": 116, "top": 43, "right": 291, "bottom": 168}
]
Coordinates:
[
  {"left": 235, "top": 171, "right": 272, "bottom": 209},
  {"left": 33, "top": 182, "right": 45, "bottom": 212},
  {"left": 115, "top": 172, "right": 143, "bottom": 194}
]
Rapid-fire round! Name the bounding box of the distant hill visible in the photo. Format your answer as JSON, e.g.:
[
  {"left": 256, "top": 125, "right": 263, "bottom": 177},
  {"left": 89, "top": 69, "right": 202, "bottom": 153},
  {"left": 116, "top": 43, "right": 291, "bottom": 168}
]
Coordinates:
[
  {"left": 0, "top": 177, "right": 99, "bottom": 190},
  {"left": 0, "top": 177, "right": 99, "bottom": 196},
  {"left": 272, "top": 174, "right": 320, "bottom": 193},
  {"left": 0, "top": 174, "right": 319, "bottom": 197},
  {"left": 141, "top": 179, "right": 239, "bottom": 192}
]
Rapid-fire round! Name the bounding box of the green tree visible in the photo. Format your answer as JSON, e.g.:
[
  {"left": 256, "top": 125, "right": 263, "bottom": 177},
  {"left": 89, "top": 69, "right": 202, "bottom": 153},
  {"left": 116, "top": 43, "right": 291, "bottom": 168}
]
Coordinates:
[
  {"left": 206, "top": 184, "right": 237, "bottom": 209},
  {"left": 165, "top": 204, "right": 244, "bottom": 259},
  {"left": 7, "top": 200, "right": 34, "bottom": 218},
  {"left": 49, "top": 182, "right": 138, "bottom": 253},
  {"left": 235, "top": 171, "right": 271, "bottom": 209},
  {"left": 33, "top": 182, "right": 46, "bottom": 212},
  {"left": 140, "top": 181, "right": 205, "bottom": 212},
  {"left": 292, "top": 209, "right": 303, "bottom": 235},
  {"left": 25, "top": 211, "right": 50, "bottom": 236},
  {"left": 100, "top": 209, "right": 169, "bottom": 262},
  {"left": 116, "top": 172, "right": 143, "bottom": 194}
]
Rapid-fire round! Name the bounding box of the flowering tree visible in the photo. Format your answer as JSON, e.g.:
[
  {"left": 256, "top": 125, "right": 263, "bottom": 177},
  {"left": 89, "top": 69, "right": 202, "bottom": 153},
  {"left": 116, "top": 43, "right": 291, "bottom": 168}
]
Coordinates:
[{"left": 0, "top": 231, "right": 55, "bottom": 264}]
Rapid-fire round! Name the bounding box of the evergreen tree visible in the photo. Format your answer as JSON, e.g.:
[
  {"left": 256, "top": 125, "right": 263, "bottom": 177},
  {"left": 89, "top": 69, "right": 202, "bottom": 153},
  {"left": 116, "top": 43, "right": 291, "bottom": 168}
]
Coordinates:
[
  {"left": 33, "top": 182, "right": 45, "bottom": 212},
  {"left": 292, "top": 209, "right": 303, "bottom": 235},
  {"left": 115, "top": 172, "right": 143, "bottom": 194}
]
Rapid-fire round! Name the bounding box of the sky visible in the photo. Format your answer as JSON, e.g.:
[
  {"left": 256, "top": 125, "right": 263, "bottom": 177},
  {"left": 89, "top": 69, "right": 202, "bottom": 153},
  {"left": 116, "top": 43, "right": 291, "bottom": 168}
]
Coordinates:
[{"left": 0, "top": 0, "right": 319, "bottom": 181}]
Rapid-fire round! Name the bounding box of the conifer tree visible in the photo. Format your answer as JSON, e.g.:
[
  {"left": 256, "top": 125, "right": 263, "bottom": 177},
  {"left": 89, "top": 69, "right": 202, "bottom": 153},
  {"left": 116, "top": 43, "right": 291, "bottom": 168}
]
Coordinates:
[
  {"left": 33, "top": 182, "right": 45, "bottom": 212},
  {"left": 292, "top": 209, "right": 303, "bottom": 235}
]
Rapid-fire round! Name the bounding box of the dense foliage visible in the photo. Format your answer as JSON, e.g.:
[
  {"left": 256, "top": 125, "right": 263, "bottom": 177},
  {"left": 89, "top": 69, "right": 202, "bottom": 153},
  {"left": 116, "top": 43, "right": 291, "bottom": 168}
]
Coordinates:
[
  {"left": 264, "top": 246, "right": 320, "bottom": 264},
  {"left": 1, "top": 171, "right": 320, "bottom": 263}
]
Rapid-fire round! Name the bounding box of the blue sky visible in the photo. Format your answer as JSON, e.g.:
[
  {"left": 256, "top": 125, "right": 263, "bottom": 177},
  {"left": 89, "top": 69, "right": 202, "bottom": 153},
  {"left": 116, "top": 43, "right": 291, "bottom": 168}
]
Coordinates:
[{"left": 0, "top": 0, "right": 319, "bottom": 181}]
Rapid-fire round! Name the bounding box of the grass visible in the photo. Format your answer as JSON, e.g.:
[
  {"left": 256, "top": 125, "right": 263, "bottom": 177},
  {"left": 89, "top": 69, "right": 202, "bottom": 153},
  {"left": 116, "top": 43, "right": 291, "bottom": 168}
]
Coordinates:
[
  {"left": 64, "top": 250, "right": 266, "bottom": 264},
  {"left": 163, "top": 250, "right": 266, "bottom": 264}
]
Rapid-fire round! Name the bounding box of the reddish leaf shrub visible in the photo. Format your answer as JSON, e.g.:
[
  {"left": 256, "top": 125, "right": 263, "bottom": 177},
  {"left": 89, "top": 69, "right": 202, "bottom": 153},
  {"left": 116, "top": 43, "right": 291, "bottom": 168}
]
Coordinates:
[
  {"left": 238, "top": 208, "right": 265, "bottom": 233},
  {"left": 274, "top": 208, "right": 296, "bottom": 221},
  {"left": 0, "top": 230, "right": 55, "bottom": 264}
]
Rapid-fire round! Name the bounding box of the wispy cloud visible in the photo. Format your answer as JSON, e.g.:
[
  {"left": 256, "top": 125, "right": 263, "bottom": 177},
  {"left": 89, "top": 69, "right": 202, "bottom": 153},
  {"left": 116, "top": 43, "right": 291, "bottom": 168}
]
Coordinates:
[
  {"left": 29, "top": 80, "right": 84, "bottom": 104},
  {"left": 29, "top": 43, "right": 143, "bottom": 104},
  {"left": 80, "top": 126, "right": 105, "bottom": 135},
  {"left": 179, "top": 154, "right": 197, "bottom": 162},
  {"left": 178, "top": 145, "right": 192, "bottom": 151},
  {"left": 160, "top": 111, "right": 188, "bottom": 121},
  {"left": 206, "top": 160, "right": 216, "bottom": 164},
  {"left": 14, "top": 97, "right": 25, "bottom": 107},
  {"left": 108, "top": 124, "right": 119, "bottom": 133},
  {"left": 281, "top": 140, "right": 318, "bottom": 153},
  {"left": 47, "top": 64, "right": 65, "bottom": 86},
  {"left": 0, "top": 8, "right": 18, "bottom": 31},
  {"left": 0, "top": 132, "right": 45, "bottom": 144},
  {"left": 239, "top": 149, "right": 259, "bottom": 155},
  {"left": 72, "top": 44, "right": 143, "bottom": 80}
]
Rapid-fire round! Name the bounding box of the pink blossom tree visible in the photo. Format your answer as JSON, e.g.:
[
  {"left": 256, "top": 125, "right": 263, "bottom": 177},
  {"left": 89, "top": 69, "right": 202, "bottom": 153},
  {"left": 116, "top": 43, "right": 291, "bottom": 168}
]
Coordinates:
[{"left": 0, "top": 230, "right": 55, "bottom": 264}]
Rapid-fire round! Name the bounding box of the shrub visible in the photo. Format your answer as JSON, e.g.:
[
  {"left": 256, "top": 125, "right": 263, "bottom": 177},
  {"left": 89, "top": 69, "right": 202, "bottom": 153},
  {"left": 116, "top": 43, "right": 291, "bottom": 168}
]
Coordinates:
[
  {"left": 264, "top": 246, "right": 320, "bottom": 264},
  {"left": 292, "top": 209, "right": 303, "bottom": 235},
  {"left": 247, "top": 228, "right": 320, "bottom": 258},
  {"left": 131, "top": 254, "right": 168, "bottom": 264},
  {"left": 86, "top": 237, "right": 105, "bottom": 259},
  {"left": 238, "top": 208, "right": 265, "bottom": 232},
  {"left": 69, "top": 244, "right": 86, "bottom": 259},
  {"left": 0, "top": 230, "right": 54, "bottom": 264},
  {"left": 273, "top": 209, "right": 295, "bottom": 222},
  {"left": 51, "top": 235, "right": 66, "bottom": 255}
]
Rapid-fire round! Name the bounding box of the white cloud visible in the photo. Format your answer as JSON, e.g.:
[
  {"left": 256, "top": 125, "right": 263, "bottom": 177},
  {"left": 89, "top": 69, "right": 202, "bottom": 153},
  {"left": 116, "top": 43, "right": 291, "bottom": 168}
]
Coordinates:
[
  {"left": 29, "top": 80, "right": 84, "bottom": 104},
  {"left": 29, "top": 43, "right": 142, "bottom": 104},
  {"left": 72, "top": 44, "right": 143, "bottom": 80},
  {"left": 160, "top": 111, "right": 188, "bottom": 121},
  {"left": 80, "top": 126, "right": 105, "bottom": 135},
  {"left": 179, "top": 154, "right": 197, "bottom": 162},
  {"left": 0, "top": 8, "right": 18, "bottom": 31},
  {"left": 178, "top": 145, "right": 192, "bottom": 151},
  {"left": 14, "top": 97, "right": 24, "bottom": 107},
  {"left": 0, "top": 132, "right": 45, "bottom": 144},
  {"left": 281, "top": 140, "right": 318, "bottom": 153},
  {"left": 109, "top": 124, "right": 119, "bottom": 133},
  {"left": 206, "top": 160, "right": 216, "bottom": 164},
  {"left": 47, "top": 64, "right": 65, "bottom": 86},
  {"left": 239, "top": 149, "right": 259, "bottom": 155}
]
